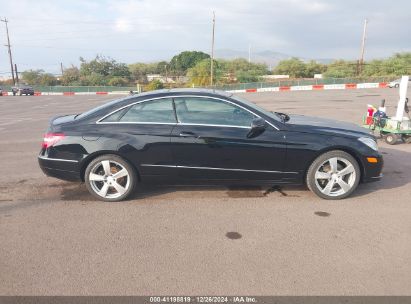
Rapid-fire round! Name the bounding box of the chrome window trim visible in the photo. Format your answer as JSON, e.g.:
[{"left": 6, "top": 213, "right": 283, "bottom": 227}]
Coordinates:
[
  {"left": 38, "top": 155, "right": 79, "bottom": 163},
  {"left": 179, "top": 123, "right": 250, "bottom": 129},
  {"left": 141, "top": 164, "right": 298, "bottom": 174},
  {"left": 97, "top": 121, "right": 177, "bottom": 126},
  {"left": 95, "top": 95, "right": 279, "bottom": 130},
  {"left": 97, "top": 121, "right": 251, "bottom": 129}
]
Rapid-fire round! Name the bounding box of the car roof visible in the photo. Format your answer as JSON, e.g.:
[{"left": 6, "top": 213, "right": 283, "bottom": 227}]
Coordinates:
[
  {"left": 129, "top": 88, "right": 232, "bottom": 98},
  {"left": 76, "top": 88, "right": 234, "bottom": 121}
]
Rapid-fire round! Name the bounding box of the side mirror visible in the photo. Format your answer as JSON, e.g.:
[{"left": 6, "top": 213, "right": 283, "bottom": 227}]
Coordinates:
[{"left": 247, "top": 117, "right": 266, "bottom": 138}]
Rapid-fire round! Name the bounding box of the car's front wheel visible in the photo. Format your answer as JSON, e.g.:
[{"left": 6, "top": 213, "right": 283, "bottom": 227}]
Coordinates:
[
  {"left": 84, "top": 154, "right": 137, "bottom": 202},
  {"left": 306, "top": 150, "right": 360, "bottom": 200}
]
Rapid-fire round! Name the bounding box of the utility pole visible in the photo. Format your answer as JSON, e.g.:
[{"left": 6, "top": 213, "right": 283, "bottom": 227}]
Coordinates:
[
  {"left": 14, "top": 63, "right": 19, "bottom": 85},
  {"left": 358, "top": 18, "right": 368, "bottom": 75},
  {"left": 210, "top": 11, "right": 215, "bottom": 86},
  {"left": 1, "top": 18, "right": 15, "bottom": 85},
  {"left": 248, "top": 44, "right": 251, "bottom": 63},
  {"left": 164, "top": 64, "right": 168, "bottom": 85},
  {"left": 60, "top": 62, "right": 64, "bottom": 76}
]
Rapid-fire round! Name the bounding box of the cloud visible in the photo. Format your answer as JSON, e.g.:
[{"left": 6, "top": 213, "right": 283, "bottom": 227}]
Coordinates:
[
  {"left": 0, "top": 0, "right": 410, "bottom": 74},
  {"left": 114, "top": 19, "right": 132, "bottom": 32}
]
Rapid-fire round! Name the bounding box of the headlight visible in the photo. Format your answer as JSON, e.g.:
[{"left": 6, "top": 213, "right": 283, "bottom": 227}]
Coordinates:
[{"left": 358, "top": 137, "right": 378, "bottom": 151}]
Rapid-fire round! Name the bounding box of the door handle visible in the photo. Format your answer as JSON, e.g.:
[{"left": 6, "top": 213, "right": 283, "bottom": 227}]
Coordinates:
[{"left": 179, "top": 131, "right": 198, "bottom": 138}]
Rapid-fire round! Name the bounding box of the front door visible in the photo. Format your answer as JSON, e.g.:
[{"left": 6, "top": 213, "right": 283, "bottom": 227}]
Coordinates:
[{"left": 170, "top": 96, "right": 288, "bottom": 182}]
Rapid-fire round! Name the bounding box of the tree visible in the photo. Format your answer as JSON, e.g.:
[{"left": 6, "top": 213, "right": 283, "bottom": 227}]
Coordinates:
[
  {"left": 39, "top": 73, "right": 57, "bottom": 86},
  {"left": 21, "top": 69, "right": 43, "bottom": 84},
  {"left": 108, "top": 77, "right": 129, "bottom": 86},
  {"left": 146, "top": 79, "right": 164, "bottom": 91},
  {"left": 156, "top": 61, "right": 169, "bottom": 75},
  {"left": 79, "top": 55, "right": 131, "bottom": 84},
  {"left": 362, "top": 53, "right": 411, "bottom": 77},
  {"left": 169, "top": 51, "right": 210, "bottom": 75},
  {"left": 323, "top": 60, "right": 356, "bottom": 78},
  {"left": 20, "top": 69, "right": 57, "bottom": 85},
  {"left": 61, "top": 66, "right": 80, "bottom": 85},
  {"left": 219, "top": 58, "right": 268, "bottom": 83},
  {"left": 274, "top": 58, "right": 307, "bottom": 78},
  {"left": 305, "top": 60, "right": 327, "bottom": 78},
  {"left": 187, "top": 59, "right": 211, "bottom": 86},
  {"left": 79, "top": 74, "right": 108, "bottom": 86},
  {"left": 128, "top": 62, "right": 159, "bottom": 83}
]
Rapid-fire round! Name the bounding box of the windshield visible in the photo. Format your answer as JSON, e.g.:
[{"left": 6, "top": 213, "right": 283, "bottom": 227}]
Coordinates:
[{"left": 231, "top": 95, "right": 282, "bottom": 122}]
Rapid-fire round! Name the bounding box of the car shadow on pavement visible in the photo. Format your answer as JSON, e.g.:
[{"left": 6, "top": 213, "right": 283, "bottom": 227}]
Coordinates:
[
  {"left": 3, "top": 146, "right": 408, "bottom": 208},
  {"left": 130, "top": 146, "right": 411, "bottom": 201}
]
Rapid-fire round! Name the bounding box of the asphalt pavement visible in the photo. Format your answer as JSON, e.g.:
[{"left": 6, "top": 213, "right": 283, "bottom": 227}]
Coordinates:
[{"left": 0, "top": 89, "right": 410, "bottom": 295}]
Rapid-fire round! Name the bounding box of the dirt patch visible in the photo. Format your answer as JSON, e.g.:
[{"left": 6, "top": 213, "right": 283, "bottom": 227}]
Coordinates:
[
  {"left": 226, "top": 186, "right": 265, "bottom": 198},
  {"left": 60, "top": 184, "right": 92, "bottom": 201}
]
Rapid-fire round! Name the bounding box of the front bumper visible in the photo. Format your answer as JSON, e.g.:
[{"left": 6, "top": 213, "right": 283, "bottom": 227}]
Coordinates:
[
  {"left": 38, "top": 155, "right": 82, "bottom": 181},
  {"left": 361, "top": 154, "right": 384, "bottom": 183}
]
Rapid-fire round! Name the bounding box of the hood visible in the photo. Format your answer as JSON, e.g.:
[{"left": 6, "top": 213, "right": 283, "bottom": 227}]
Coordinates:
[{"left": 286, "top": 114, "right": 371, "bottom": 138}]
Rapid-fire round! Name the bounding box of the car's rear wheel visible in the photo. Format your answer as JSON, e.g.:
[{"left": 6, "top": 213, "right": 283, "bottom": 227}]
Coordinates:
[
  {"left": 85, "top": 154, "right": 136, "bottom": 202},
  {"left": 306, "top": 150, "right": 360, "bottom": 200}
]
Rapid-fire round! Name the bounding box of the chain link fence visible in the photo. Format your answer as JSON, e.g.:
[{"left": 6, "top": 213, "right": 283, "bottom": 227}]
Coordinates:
[
  {"left": 202, "top": 77, "right": 397, "bottom": 91},
  {"left": 0, "top": 77, "right": 398, "bottom": 93}
]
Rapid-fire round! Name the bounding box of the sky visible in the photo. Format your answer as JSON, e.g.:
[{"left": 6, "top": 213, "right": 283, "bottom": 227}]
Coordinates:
[{"left": 0, "top": 0, "right": 410, "bottom": 76}]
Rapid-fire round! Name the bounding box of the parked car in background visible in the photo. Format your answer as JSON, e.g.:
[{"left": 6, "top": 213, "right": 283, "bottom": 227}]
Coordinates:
[
  {"left": 11, "top": 85, "right": 35, "bottom": 96},
  {"left": 388, "top": 77, "right": 411, "bottom": 88},
  {"left": 38, "top": 89, "right": 383, "bottom": 202}
]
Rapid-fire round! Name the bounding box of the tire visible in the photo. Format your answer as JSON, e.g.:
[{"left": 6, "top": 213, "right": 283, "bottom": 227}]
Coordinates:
[
  {"left": 384, "top": 133, "right": 398, "bottom": 145},
  {"left": 395, "top": 84, "right": 399, "bottom": 88},
  {"left": 84, "top": 154, "right": 137, "bottom": 202},
  {"left": 402, "top": 135, "right": 411, "bottom": 144},
  {"left": 306, "top": 150, "right": 361, "bottom": 200}
]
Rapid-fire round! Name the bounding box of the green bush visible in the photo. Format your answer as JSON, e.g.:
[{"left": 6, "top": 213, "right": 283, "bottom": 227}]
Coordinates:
[{"left": 146, "top": 79, "right": 164, "bottom": 91}]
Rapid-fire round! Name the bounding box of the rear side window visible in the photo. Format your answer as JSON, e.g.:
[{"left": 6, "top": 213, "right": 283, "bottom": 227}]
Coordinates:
[
  {"left": 100, "top": 108, "right": 128, "bottom": 122},
  {"left": 119, "top": 98, "right": 176, "bottom": 123}
]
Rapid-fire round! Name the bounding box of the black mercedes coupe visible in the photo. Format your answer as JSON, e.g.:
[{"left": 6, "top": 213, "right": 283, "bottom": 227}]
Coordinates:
[{"left": 38, "top": 89, "right": 383, "bottom": 201}]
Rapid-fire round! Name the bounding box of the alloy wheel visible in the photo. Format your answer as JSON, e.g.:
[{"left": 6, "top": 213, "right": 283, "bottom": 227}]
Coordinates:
[
  {"left": 314, "top": 157, "right": 356, "bottom": 197},
  {"left": 88, "top": 160, "right": 130, "bottom": 199}
]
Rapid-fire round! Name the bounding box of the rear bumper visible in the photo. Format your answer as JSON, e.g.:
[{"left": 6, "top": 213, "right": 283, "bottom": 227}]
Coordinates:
[{"left": 38, "top": 155, "right": 82, "bottom": 181}]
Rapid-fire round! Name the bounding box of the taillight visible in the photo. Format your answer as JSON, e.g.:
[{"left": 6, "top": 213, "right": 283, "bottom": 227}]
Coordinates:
[{"left": 42, "top": 133, "right": 65, "bottom": 149}]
